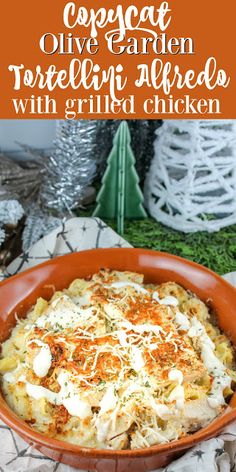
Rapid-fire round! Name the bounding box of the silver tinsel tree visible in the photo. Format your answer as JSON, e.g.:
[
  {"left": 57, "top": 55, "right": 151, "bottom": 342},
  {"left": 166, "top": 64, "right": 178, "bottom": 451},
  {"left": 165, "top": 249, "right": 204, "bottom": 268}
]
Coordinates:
[
  {"left": 41, "top": 120, "right": 98, "bottom": 214},
  {"left": 22, "top": 205, "right": 62, "bottom": 251}
]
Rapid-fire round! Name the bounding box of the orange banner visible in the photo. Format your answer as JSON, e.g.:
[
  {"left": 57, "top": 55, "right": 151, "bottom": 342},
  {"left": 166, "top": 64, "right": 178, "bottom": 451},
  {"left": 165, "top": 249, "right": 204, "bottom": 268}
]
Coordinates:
[{"left": 1, "top": 0, "right": 235, "bottom": 119}]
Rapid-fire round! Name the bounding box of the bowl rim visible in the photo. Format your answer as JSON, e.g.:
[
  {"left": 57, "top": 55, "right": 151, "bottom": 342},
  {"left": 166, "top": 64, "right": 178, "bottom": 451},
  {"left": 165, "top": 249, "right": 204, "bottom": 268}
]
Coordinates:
[{"left": 0, "top": 247, "right": 236, "bottom": 458}]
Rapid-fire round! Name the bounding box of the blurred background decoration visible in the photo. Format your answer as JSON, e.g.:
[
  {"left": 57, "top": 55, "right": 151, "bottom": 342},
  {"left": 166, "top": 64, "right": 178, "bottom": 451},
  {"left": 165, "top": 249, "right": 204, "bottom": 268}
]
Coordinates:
[
  {"left": 0, "top": 119, "right": 236, "bottom": 277},
  {"left": 0, "top": 119, "right": 159, "bottom": 268}
]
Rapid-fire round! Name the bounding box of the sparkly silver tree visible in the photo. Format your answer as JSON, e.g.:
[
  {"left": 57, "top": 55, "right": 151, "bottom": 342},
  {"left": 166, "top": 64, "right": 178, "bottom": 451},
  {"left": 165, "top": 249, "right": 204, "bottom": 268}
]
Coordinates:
[{"left": 41, "top": 120, "right": 98, "bottom": 214}]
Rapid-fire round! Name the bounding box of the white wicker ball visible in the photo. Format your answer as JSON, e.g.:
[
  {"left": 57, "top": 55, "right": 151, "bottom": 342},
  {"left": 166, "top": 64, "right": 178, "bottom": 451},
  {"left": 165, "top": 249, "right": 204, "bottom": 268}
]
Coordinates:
[{"left": 145, "top": 120, "right": 236, "bottom": 232}]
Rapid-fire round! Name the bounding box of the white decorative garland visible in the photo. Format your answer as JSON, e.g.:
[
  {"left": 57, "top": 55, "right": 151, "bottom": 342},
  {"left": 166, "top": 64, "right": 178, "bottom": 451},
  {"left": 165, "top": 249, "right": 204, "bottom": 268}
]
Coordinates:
[{"left": 145, "top": 120, "right": 236, "bottom": 232}]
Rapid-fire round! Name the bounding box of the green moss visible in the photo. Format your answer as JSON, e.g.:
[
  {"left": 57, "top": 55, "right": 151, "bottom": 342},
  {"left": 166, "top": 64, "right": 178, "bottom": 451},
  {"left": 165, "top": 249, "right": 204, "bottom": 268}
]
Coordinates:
[
  {"left": 122, "top": 219, "right": 236, "bottom": 275},
  {"left": 78, "top": 206, "right": 236, "bottom": 275}
]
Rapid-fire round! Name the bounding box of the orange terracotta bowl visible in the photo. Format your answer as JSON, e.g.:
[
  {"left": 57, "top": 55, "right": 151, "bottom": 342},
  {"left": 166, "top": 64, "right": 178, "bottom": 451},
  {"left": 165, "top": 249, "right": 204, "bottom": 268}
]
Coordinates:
[{"left": 0, "top": 248, "right": 236, "bottom": 472}]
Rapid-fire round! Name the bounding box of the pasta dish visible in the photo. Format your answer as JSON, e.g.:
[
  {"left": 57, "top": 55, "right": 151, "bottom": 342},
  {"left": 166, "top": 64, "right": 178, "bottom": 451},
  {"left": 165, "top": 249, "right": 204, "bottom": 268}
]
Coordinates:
[{"left": 0, "top": 270, "right": 235, "bottom": 449}]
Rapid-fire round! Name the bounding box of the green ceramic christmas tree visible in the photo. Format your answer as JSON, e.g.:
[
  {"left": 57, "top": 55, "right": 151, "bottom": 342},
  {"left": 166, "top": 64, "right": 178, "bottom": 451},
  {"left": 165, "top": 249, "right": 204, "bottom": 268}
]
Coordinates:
[{"left": 93, "top": 121, "right": 147, "bottom": 234}]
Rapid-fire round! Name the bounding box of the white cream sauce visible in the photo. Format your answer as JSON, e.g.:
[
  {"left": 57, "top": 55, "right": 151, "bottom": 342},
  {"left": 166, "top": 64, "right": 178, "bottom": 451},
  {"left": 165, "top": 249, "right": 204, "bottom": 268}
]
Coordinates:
[
  {"left": 167, "top": 369, "right": 185, "bottom": 409},
  {"left": 28, "top": 340, "right": 52, "bottom": 378},
  {"left": 95, "top": 418, "right": 110, "bottom": 443},
  {"left": 116, "top": 331, "right": 128, "bottom": 347},
  {"left": 3, "top": 368, "right": 20, "bottom": 383},
  {"left": 106, "top": 281, "right": 148, "bottom": 294},
  {"left": 169, "top": 369, "right": 184, "bottom": 384},
  {"left": 175, "top": 311, "right": 190, "bottom": 331},
  {"left": 201, "top": 343, "right": 232, "bottom": 409},
  {"left": 188, "top": 317, "right": 215, "bottom": 349},
  {"left": 75, "top": 291, "right": 92, "bottom": 307},
  {"left": 188, "top": 316, "right": 232, "bottom": 408},
  {"left": 26, "top": 381, "right": 60, "bottom": 405},
  {"left": 150, "top": 401, "right": 172, "bottom": 420},
  {"left": 130, "top": 346, "right": 145, "bottom": 371},
  {"left": 4, "top": 369, "right": 92, "bottom": 419},
  {"left": 35, "top": 295, "right": 94, "bottom": 330},
  {"left": 99, "top": 385, "right": 117, "bottom": 415},
  {"left": 153, "top": 292, "right": 179, "bottom": 306},
  {"left": 106, "top": 283, "right": 179, "bottom": 309}
]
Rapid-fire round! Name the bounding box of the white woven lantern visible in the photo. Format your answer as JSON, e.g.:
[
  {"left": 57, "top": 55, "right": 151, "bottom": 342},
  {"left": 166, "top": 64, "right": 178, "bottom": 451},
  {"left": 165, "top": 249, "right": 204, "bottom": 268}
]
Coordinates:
[{"left": 145, "top": 120, "right": 236, "bottom": 232}]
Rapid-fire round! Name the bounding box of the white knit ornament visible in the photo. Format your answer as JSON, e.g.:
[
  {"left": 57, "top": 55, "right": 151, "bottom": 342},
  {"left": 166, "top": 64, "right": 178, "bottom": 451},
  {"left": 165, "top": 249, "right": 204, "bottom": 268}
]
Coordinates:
[{"left": 145, "top": 120, "right": 236, "bottom": 233}]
